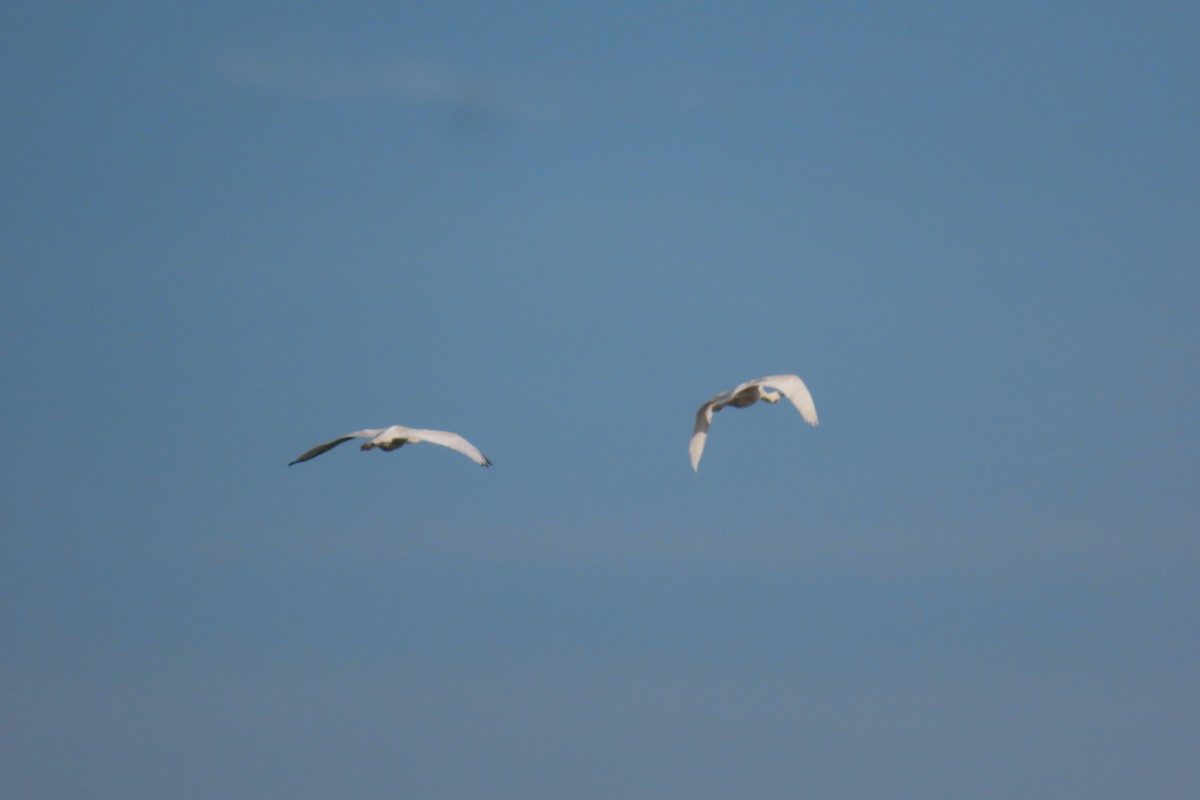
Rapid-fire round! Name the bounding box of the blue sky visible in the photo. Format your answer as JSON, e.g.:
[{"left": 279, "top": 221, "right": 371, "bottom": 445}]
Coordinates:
[{"left": 3, "top": 2, "right": 1198, "bottom": 797}]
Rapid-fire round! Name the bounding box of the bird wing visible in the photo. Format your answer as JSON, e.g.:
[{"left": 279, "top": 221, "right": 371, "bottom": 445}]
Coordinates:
[
  {"left": 405, "top": 428, "right": 492, "bottom": 467},
  {"left": 287, "top": 429, "right": 382, "bottom": 465},
  {"left": 689, "top": 402, "right": 716, "bottom": 472},
  {"left": 690, "top": 374, "right": 773, "bottom": 471},
  {"left": 689, "top": 378, "right": 756, "bottom": 472},
  {"left": 757, "top": 374, "right": 819, "bottom": 426}
]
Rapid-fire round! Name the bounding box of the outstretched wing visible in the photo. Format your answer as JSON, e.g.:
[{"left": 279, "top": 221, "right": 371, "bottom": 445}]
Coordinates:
[
  {"left": 406, "top": 428, "right": 492, "bottom": 467},
  {"left": 287, "top": 429, "right": 381, "bottom": 466},
  {"left": 757, "top": 374, "right": 819, "bottom": 426},
  {"left": 689, "top": 378, "right": 753, "bottom": 472},
  {"left": 689, "top": 402, "right": 716, "bottom": 472},
  {"left": 689, "top": 376, "right": 767, "bottom": 472}
]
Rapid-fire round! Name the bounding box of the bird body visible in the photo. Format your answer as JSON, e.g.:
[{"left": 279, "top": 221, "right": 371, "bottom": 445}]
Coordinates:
[
  {"left": 690, "top": 374, "right": 818, "bottom": 471},
  {"left": 289, "top": 425, "right": 491, "bottom": 467}
]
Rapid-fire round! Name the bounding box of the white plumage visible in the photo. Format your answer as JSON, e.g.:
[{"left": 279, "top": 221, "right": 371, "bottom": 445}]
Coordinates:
[
  {"left": 289, "top": 425, "right": 492, "bottom": 468},
  {"left": 690, "top": 374, "right": 819, "bottom": 472}
]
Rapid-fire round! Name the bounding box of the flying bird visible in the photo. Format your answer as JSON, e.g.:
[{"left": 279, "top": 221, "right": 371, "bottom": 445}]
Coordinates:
[
  {"left": 289, "top": 425, "right": 492, "bottom": 467},
  {"left": 690, "top": 374, "right": 818, "bottom": 472}
]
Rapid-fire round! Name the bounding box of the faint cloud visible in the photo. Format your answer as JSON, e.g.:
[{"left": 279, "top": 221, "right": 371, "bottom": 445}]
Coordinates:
[
  {"left": 210, "top": 50, "right": 733, "bottom": 128},
  {"left": 213, "top": 51, "right": 515, "bottom": 122}
]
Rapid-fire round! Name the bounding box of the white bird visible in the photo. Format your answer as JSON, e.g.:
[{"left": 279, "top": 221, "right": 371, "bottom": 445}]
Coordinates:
[
  {"left": 289, "top": 425, "right": 492, "bottom": 468},
  {"left": 690, "top": 374, "right": 819, "bottom": 472}
]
